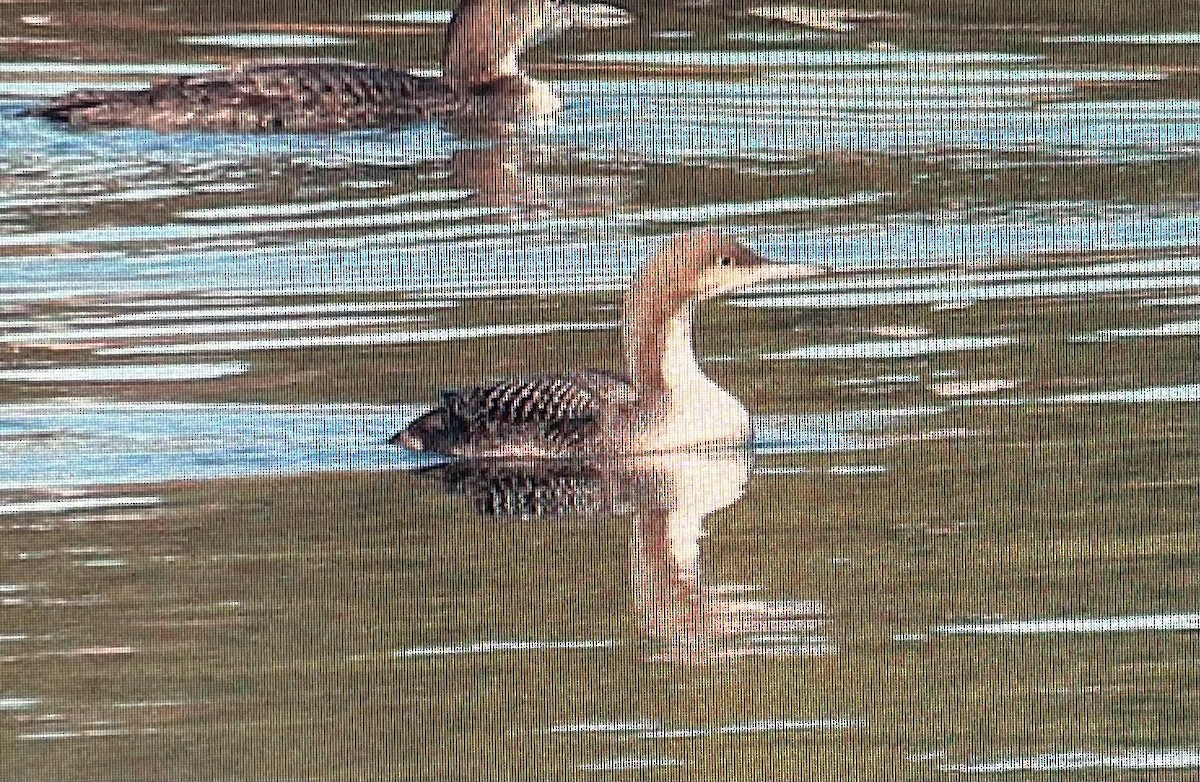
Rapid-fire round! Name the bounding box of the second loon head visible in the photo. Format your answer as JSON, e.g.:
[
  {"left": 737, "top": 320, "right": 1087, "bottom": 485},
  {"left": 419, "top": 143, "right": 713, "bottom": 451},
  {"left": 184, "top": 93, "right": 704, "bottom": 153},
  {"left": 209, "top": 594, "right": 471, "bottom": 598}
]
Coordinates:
[{"left": 442, "top": 0, "right": 631, "bottom": 97}]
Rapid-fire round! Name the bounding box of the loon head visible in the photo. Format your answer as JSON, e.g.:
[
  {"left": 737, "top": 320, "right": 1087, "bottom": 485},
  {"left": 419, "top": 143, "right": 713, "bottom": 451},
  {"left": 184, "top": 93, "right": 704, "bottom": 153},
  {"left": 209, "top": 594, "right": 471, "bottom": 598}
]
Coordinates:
[
  {"left": 625, "top": 230, "right": 824, "bottom": 318},
  {"left": 442, "top": 0, "right": 629, "bottom": 93},
  {"left": 621, "top": 231, "right": 825, "bottom": 396}
]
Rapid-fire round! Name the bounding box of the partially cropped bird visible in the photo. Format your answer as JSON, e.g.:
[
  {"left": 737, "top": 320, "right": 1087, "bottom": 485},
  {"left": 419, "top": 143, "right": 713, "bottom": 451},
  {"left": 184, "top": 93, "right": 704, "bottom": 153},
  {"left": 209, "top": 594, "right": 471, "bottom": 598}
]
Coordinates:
[
  {"left": 24, "top": 0, "right": 628, "bottom": 131},
  {"left": 392, "top": 231, "right": 824, "bottom": 457}
]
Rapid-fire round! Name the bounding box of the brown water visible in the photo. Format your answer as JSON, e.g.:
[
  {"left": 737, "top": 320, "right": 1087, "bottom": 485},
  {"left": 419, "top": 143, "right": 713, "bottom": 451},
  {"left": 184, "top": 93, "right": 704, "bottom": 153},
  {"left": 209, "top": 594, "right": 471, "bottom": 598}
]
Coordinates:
[{"left": 1, "top": 2, "right": 1199, "bottom": 779}]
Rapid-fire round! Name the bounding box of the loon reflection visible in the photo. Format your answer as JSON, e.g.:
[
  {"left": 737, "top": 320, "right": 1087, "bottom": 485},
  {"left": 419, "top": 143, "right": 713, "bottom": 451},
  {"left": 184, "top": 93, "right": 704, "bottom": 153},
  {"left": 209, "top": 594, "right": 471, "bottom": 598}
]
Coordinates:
[
  {"left": 25, "top": 0, "right": 630, "bottom": 132},
  {"left": 420, "top": 451, "right": 832, "bottom": 663}
]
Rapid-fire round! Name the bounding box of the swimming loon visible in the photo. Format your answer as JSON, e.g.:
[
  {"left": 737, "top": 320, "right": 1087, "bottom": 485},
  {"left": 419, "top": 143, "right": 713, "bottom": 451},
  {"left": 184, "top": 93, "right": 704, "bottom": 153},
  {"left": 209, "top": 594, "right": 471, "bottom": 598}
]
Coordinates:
[
  {"left": 25, "top": 0, "right": 623, "bottom": 131},
  {"left": 392, "top": 231, "right": 824, "bottom": 457}
]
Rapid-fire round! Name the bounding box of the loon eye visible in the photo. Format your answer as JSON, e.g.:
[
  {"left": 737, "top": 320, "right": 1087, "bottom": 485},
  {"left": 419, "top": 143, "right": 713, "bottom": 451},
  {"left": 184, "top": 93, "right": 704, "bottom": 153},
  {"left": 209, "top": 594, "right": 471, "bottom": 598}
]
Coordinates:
[{"left": 720, "top": 256, "right": 734, "bottom": 266}]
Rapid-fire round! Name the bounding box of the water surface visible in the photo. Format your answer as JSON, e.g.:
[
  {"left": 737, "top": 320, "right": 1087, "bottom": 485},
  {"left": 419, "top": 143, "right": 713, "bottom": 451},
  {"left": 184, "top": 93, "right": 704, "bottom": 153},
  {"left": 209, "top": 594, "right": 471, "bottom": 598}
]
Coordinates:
[{"left": 1, "top": 3, "right": 1198, "bottom": 779}]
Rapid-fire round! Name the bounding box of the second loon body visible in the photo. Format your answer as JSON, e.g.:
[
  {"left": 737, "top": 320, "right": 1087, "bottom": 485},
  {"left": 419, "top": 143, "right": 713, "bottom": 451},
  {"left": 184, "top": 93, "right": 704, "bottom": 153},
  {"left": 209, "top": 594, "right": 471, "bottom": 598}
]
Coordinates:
[
  {"left": 25, "top": 0, "right": 618, "bottom": 131},
  {"left": 393, "top": 232, "right": 824, "bottom": 457}
]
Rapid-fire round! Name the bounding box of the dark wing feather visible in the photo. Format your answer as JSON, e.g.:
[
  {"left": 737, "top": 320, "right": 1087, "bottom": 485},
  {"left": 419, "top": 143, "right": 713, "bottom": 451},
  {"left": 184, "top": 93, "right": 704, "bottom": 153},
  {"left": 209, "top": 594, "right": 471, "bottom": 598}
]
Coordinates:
[
  {"left": 394, "top": 370, "right": 635, "bottom": 458},
  {"left": 26, "top": 61, "right": 460, "bottom": 132}
]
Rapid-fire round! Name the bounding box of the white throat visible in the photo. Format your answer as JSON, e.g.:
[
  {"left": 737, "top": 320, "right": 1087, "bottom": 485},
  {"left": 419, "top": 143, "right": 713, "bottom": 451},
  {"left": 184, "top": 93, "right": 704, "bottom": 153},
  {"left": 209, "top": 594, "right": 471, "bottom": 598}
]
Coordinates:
[{"left": 638, "top": 305, "right": 750, "bottom": 452}]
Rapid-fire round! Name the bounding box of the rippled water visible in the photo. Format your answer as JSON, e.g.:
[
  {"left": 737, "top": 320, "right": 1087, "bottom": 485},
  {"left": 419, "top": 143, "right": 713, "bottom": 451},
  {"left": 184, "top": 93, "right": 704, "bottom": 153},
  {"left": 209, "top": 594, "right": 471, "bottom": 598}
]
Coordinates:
[{"left": 1, "top": 3, "right": 1198, "bottom": 780}]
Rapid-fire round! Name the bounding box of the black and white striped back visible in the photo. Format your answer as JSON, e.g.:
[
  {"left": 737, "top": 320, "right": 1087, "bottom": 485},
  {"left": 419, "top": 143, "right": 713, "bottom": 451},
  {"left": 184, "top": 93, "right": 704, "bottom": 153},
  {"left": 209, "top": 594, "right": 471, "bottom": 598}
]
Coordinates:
[{"left": 393, "top": 370, "right": 636, "bottom": 458}]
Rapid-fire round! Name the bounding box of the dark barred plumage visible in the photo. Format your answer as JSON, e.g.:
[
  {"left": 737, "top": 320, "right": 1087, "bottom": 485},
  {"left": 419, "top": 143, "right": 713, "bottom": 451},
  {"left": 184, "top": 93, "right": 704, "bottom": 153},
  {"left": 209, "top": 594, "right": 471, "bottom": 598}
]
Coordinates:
[
  {"left": 24, "top": 61, "right": 461, "bottom": 132},
  {"left": 419, "top": 460, "right": 612, "bottom": 519},
  {"left": 393, "top": 370, "right": 636, "bottom": 458}
]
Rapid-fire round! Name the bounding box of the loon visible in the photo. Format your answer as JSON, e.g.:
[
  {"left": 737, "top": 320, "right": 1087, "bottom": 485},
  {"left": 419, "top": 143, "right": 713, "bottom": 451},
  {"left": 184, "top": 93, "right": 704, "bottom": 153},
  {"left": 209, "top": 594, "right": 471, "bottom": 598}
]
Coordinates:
[
  {"left": 392, "top": 231, "right": 824, "bottom": 457},
  {"left": 25, "top": 0, "right": 622, "bottom": 131}
]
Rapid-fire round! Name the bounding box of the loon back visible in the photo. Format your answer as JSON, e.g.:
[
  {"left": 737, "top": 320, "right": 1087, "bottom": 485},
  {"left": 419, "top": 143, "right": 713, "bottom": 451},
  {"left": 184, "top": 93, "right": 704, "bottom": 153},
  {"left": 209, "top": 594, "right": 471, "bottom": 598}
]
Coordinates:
[
  {"left": 25, "top": 61, "right": 461, "bottom": 132},
  {"left": 393, "top": 370, "right": 636, "bottom": 458}
]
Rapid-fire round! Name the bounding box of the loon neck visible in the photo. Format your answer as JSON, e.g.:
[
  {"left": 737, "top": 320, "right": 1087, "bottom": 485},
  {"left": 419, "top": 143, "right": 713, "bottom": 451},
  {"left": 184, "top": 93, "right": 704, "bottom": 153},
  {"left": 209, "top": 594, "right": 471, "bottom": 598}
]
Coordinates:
[
  {"left": 441, "top": 0, "right": 549, "bottom": 92},
  {"left": 623, "top": 294, "right": 706, "bottom": 401}
]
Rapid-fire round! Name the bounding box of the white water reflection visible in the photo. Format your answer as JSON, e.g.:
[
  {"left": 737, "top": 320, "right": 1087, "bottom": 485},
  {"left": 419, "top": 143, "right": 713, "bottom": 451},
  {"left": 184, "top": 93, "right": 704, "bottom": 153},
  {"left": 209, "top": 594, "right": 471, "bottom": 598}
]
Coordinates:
[
  {"left": 0, "top": 401, "right": 425, "bottom": 490},
  {"left": 765, "top": 336, "right": 1015, "bottom": 361},
  {"left": 414, "top": 451, "right": 839, "bottom": 664},
  {"left": 0, "top": 206, "right": 505, "bottom": 247},
  {"left": 0, "top": 402, "right": 932, "bottom": 491},
  {"left": 0, "top": 62, "right": 222, "bottom": 75},
  {"left": 180, "top": 33, "right": 352, "bottom": 48},
  {"left": 936, "top": 613, "right": 1200, "bottom": 634},
  {"left": 397, "top": 639, "right": 613, "bottom": 657},
  {"left": 1077, "top": 320, "right": 1200, "bottom": 340},
  {"left": 0, "top": 362, "right": 249, "bottom": 382},
  {"left": 1, "top": 315, "right": 426, "bottom": 345},
  {"left": 1044, "top": 33, "right": 1200, "bottom": 45},
  {"left": 362, "top": 10, "right": 453, "bottom": 24},
  {"left": 96, "top": 320, "right": 614, "bottom": 355},
  {"left": 1043, "top": 384, "right": 1200, "bottom": 403},
  {"left": 0, "top": 81, "right": 151, "bottom": 98},
  {"left": 3, "top": 209, "right": 1199, "bottom": 304},
  {"left": 944, "top": 749, "right": 1200, "bottom": 773},
  {"left": 577, "top": 756, "right": 682, "bottom": 771},
  {"left": 573, "top": 49, "right": 1042, "bottom": 67},
  {"left": 0, "top": 496, "right": 161, "bottom": 515}
]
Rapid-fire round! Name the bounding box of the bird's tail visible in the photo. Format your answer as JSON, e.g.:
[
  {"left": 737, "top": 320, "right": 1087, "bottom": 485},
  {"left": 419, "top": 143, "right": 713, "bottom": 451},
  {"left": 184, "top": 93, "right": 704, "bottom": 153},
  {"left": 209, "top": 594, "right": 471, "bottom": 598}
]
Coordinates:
[
  {"left": 23, "top": 88, "right": 148, "bottom": 126},
  {"left": 389, "top": 407, "right": 451, "bottom": 452}
]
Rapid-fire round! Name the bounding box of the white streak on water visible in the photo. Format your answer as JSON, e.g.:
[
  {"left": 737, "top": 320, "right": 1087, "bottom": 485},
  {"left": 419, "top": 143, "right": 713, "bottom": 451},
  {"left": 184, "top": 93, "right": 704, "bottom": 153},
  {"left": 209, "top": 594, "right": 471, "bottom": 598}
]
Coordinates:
[
  {"left": 3, "top": 212, "right": 1198, "bottom": 303},
  {"left": 738, "top": 276, "right": 1200, "bottom": 310},
  {"left": 765, "top": 336, "right": 1015, "bottom": 360},
  {"left": 578, "top": 756, "right": 682, "bottom": 771},
  {"left": 943, "top": 749, "right": 1200, "bottom": 772},
  {"left": 723, "top": 600, "right": 824, "bottom": 615},
  {"left": 95, "top": 320, "right": 616, "bottom": 355},
  {"left": 0, "top": 81, "right": 151, "bottom": 98},
  {"left": 0, "top": 403, "right": 908, "bottom": 489},
  {"left": 0, "top": 362, "right": 248, "bottom": 382},
  {"left": 0, "top": 206, "right": 506, "bottom": 247},
  {"left": 929, "top": 380, "right": 1019, "bottom": 397},
  {"left": 827, "top": 464, "right": 888, "bottom": 475},
  {"left": 179, "top": 189, "right": 473, "bottom": 220},
  {"left": 549, "top": 721, "right": 659, "bottom": 734},
  {"left": 1078, "top": 320, "right": 1200, "bottom": 340},
  {"left": 1044, "top": 33, "right": 1200, "bottom": 44},
  {"left": 1, "top": 315, "right": 424, "bottom": 344},
  {"left": 640, "top": 192, "right": 887, "bottom": 223},
  {"left": 362, "top": 10, "right": 453, "bottom": 23},
  {"left": 1043, "top": 385, "right": 1200, "bottom": 403},
  {"left": 0, "top": 62, "right": 223, "bottom": 75},
  {"left": 17, "top": 727, "right": 161, "bottom": 741},
  {"left": 572, "top": 50, "right": 1042, "bottom": 67},
  {"left": 62, "top": 301, "right": 456, "bottom": 324},
  {"left": 398, "top": 640, "right": 614, "bottom": 657},
  {"left": 180, "top": 33, "right": 352, "bottom": 48},
  {"left": 0, "top": 186, "right": 193, "bottom": 208},
  {"left": 0, "top": 697, "right": 41, "bottom": 710},
  {"left": 1143, "top": 295, "right": 1200, "bottom": 306},
  {"left": 936, "top": 613, "right": 1200, "bottom": 635},
  {"left": 718, "top": 719, "right": 856, "bottom": 733},
  {"left": 781, "top": 68, "right": 1163, "bottom": 84},
  {"left": 0, "top": 496, "right": 161, "bottom": 515}
]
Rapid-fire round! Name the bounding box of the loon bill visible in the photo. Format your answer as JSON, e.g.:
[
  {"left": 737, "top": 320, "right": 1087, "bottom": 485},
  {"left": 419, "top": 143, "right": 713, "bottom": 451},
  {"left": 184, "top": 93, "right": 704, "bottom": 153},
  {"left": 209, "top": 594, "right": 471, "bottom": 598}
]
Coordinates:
[
  {"left": 391, "top": 231, "right": 825, "bottom": 458},
  {"left": 23, "top": 0, "right": 630, "bottom": 132}
]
